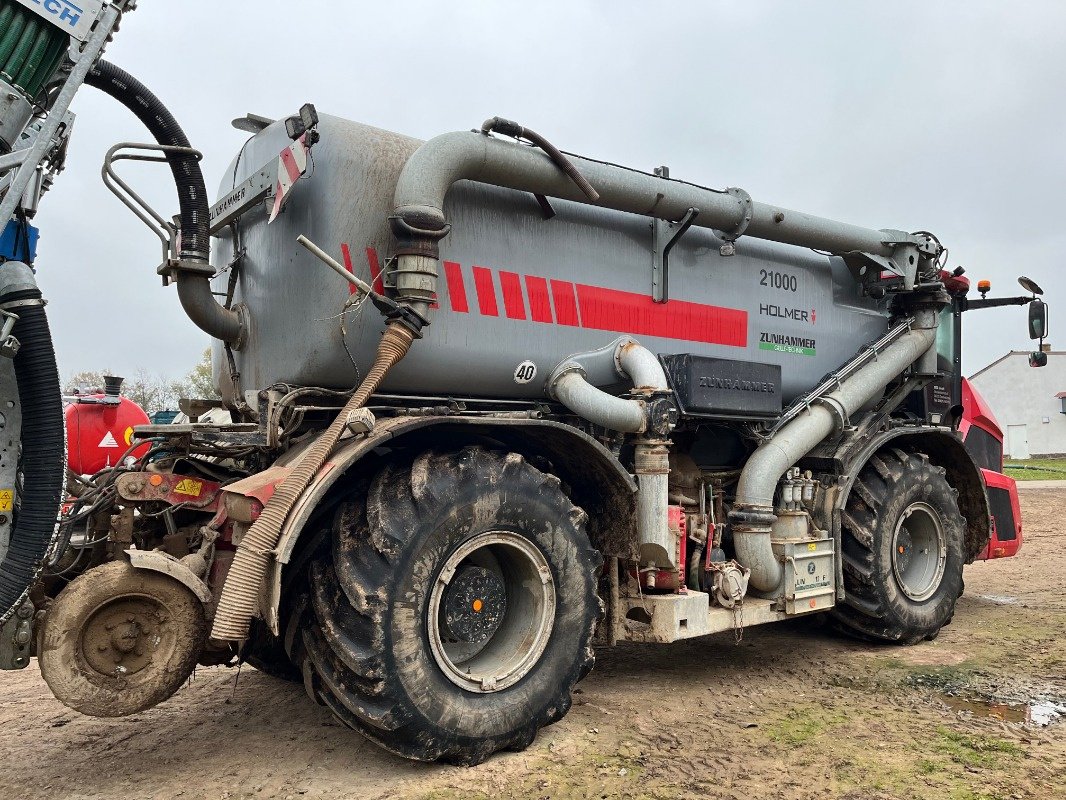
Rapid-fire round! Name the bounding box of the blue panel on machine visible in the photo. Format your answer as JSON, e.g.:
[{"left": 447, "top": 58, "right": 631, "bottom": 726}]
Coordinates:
[{"left": 0, "top": 220, "right": 39, "bottom": 263}]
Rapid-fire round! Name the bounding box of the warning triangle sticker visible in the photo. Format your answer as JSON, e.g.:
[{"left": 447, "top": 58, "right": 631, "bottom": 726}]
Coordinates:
[{"left": 98, "top": 431, "right": 120, "bottom": 449}]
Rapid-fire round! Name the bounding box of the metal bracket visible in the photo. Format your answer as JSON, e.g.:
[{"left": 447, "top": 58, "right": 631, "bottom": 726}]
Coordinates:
[
  {"left": 0, "top": 596, "right": 33, "bottom": 670},
  {"left": 0, "top": 310, "right": 19, "bottom": 359},
  {"left": 101, "top": 142, "right": 204, "bottom": 278},
  {"left": 652, "top": 207, "right": 700, "bottom": 304}
]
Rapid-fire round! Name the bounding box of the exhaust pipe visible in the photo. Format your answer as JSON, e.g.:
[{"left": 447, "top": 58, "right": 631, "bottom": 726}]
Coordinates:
[
  {"left": 729, "top": 310, "right": 940, "bottom": 594},
  {"left": 548, "top": 337, "right": 677, "bottom": 570}
]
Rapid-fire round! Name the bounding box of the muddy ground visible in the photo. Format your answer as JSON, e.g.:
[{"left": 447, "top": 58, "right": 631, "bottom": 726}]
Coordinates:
[{"left": 2, "top": 488, "right": 1063, "bottom": 800}]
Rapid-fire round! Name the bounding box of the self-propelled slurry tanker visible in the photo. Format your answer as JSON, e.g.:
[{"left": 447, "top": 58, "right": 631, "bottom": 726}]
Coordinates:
[{"left": 0, "top": 0, "right": 1048, "bottom": 764}]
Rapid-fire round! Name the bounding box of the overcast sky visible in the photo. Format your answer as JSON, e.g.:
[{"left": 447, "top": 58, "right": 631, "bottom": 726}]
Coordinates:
[{"left": 31, "top": 0, "right": 1066, "bottom": 383}]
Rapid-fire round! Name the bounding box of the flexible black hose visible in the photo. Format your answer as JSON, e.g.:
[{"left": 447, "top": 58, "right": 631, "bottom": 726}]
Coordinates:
[
  {"left": 85, "top": 60, "right": 209, "bottom": 261},
  {"left": 0, "top": 297, "right": 64, "bottom": 616}
]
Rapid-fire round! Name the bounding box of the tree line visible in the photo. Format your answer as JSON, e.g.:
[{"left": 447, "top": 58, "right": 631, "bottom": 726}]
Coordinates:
[{"left": 64, "top": 348, "right": 217, "bottom": 416}]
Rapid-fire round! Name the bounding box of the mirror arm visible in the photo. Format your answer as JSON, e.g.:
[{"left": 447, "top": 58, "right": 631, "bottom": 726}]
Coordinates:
[{"left": 960, "top": 296, "right": 1031, "bottom": 311}]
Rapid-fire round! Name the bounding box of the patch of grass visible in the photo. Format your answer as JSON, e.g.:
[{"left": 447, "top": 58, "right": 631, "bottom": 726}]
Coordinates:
[
  {"left": 1003, "top": 456, "right": 1066, "bottom": 480},
  {"left": 765, "top": 705, "right": 847, "bottom": 747},
  {"left": 932, "top": 728, "right": 1023, "bottom": 770}
]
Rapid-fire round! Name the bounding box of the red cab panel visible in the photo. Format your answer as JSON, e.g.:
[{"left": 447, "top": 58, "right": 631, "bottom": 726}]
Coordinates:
[
  {"left": 961, "top": 378, "right": 1022, "bottom": 560},
  {"left": 976, "top": 468, "right": 1023, "bottom": 559}
]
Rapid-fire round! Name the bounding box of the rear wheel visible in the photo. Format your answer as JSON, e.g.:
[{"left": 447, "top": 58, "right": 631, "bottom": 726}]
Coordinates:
[
  {"left": 831, "top": 449, "right": 965, "bottom": 644},
  {"left": 296, "top": 448, "right": 601, "bottom": 764}
]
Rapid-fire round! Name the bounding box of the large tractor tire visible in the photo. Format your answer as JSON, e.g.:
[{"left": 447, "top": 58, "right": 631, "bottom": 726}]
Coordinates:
[
  {"left": 38, "top": 560, "right": 207, "bottom": 716},
  {"left": 296, "top": 447, "right": 601, "bottom": 765},
  {"left": 831, "top": 448, "right": 966, "bottom": 644}
]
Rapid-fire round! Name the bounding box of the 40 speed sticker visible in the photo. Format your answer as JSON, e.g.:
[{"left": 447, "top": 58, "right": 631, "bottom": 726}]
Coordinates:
[{"left": 513, "top": 361, "right": 537, "bottom": 384}]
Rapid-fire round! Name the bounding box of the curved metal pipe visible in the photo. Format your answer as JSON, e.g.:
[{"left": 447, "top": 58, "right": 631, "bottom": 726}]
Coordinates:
[
  {"left": 617, "top": 341, "right": 669, "bottom": 392},
  {"left": 549, "top": 339, "right": 677, "bottom": 570},
  {"left": 394, "top": 129, "right": 903, "bottom": 259},
  {"left": 550, "top": 369, "right": 646, "bottom": 433},
  {"left": 730, "top": 318, "right": 939, "bottom": 593},
  {"left": 176, "top": 276, "right": 243, "bottom": 347}
]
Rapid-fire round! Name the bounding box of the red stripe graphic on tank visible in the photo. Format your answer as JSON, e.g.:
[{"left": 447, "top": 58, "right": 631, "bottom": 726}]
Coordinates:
[
  {"left": 443, "top": 261, "right": 469, "bottom": 313},
  {"left": 472, "top": 266, "right": 499, "bottom": 316},
  {"left": 499, "top": 271, "right": 527, "bottom": 320},
  {"left": 550, "top": 279, "right": 581, "bottom": 327},
  {"left": 364, "top": 247, "right": 386, "bottom": 295},
  {"left": 340, "top": 243, "right": 357, "bottom": 295},
  {"left": 524, "top": 275, "right": 553, "bottom": 323},
  {"left": 575, "top": 284, "right": 747, "bottom": 347}
]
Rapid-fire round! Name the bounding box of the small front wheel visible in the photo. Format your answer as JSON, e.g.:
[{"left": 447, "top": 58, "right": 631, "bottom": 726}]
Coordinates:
[
  {"left": 38, "top": 560, "right": 206, "bottom": 716},
  {"left": 297, "top": 448, "right": 602, "bottom": 764}
]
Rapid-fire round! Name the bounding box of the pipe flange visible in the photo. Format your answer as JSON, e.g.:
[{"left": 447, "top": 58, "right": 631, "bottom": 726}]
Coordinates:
[
  {"left": 230, "top": 303, "right": 249, "bottom": 352},
  {"left": 718, "top": 187, "right": 754, "bottom": 242},
  {"left": 546, "top": 360, "right": 586, "bottom": 398},
  {"left": 812, "top": 394, "right": 849, "bottom": 434}
]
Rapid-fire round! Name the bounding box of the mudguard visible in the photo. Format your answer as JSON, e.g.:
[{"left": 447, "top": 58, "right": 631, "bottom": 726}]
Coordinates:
[{"left": 260, "top": 416, "right": 636, "bottom": 634}]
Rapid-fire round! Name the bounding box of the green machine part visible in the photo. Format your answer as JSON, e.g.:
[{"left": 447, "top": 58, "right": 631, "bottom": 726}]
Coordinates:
[
  {"left": 0, "top": 0, "right": 72, "bottom": 152},
  {"left": 0, "top": 2, "right": 69, "bottom": 100}
]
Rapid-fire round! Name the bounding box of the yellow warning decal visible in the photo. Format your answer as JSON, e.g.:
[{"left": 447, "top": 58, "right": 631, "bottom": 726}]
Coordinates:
[
  {"left": 173, "top": 479, "right": 204, "bottom": 497},
  {"left": 807, "top": 542, "right": 818, "bottom": 551},
  {"left": 0, "top": 489, "right": 11, "bottom": 511}
]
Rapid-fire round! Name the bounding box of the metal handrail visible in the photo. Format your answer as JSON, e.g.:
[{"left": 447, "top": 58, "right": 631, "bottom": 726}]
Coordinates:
[{"left": 101, "top": 142, "right": 204, "bottom": 268}]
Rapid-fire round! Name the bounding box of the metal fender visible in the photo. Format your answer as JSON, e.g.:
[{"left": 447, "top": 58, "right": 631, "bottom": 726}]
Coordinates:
[
  {"left": 262, "top": 415, "right": 636, "bottom": 634},
  {"left": 816, "top": 426, "right": 992, "bottom": 567},
  {"left": 125, "top": 548, "right": 214, "bottom": 613}
]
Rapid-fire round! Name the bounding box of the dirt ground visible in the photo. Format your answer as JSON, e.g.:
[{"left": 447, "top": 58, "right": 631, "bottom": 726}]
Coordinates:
[{"left": 2, "top": 489, "right": 1063, "bottom": 800}]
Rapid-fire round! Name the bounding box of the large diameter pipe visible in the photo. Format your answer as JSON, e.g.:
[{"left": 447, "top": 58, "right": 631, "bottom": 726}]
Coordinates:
[
  {"left": 393, "top": 130, "right": 902, "bottom": 259},
  {"left": 549, "top": 339, "right": 677, "bottom": 569},
  {"left": 551, "top": 369, "right": 646, "bottom": 433},
  {"left": 732, "top": 320, "right": 938, "bottom": 593},
  {"left": 177, "top": 276, "right": 243, "bottom": 346}
]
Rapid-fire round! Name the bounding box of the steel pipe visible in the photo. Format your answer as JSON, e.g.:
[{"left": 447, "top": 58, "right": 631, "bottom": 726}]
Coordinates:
[
  {"left": 393, "top": 129, "right": 907, "bottom": 260},
  {"left": 730, "top": 313, "right": 939, "bottom": 593},
  {"left": 549, "top": 339, "right": 677, "bottom": 569}
]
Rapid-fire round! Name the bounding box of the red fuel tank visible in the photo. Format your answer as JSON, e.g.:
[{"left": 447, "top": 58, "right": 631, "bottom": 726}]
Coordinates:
[{"left": 65, "top": 394, "right": 151, "bottom": 475}]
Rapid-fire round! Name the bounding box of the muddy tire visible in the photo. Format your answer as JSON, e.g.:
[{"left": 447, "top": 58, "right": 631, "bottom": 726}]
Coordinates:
[
  {"left": 831, "top": 449, "right": 965, "bottom": 644},
  {"left": 38, "top": 560, "right": 206, "bottom": 716},
  {"left": 243, "top": 618, "right": 301, "bottom": 682},
  {"left": 297, "top": 447, "right": 601, "bottom": 764}
]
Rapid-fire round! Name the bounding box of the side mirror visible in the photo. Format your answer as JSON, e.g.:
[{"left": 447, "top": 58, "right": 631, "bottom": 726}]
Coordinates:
[
  {"left": 1029, "top": 351, "right": 1048, "bottom": 368},
  {"left": 1028, "top": 299, "right": 1048, "bottom": 340}
]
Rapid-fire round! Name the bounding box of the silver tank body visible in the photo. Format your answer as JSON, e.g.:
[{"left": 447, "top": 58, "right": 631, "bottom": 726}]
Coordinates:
[{"left": 212, "top": 115, "right": 889, "bottom": 403}]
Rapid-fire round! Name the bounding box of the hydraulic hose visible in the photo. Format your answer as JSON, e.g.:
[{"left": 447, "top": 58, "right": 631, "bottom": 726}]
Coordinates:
[
  {"left": 210, "top": 322, "right": 415, "bottom": 642},
  {"left": 481, "top": 117, "right": 600, "bottom": 202},
  {"left": 85, "top": 60, "right": 241, "bottom": 344},
  {"left": 0, "top": 271, "right": 63, "bottom": 622}
]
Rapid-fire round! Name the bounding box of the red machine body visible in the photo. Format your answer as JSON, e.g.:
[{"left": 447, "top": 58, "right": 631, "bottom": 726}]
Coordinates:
[
  {"left": 959, "top": 378, "right": 1023, "bottom": 559},
  {"left": 64, "top": 395, "right": 151, "bottom": 475}
]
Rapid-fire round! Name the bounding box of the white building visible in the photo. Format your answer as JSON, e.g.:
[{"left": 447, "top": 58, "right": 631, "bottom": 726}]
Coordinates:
[{"left": 969, "top": 351, "right": 1066, "bottom": 459}]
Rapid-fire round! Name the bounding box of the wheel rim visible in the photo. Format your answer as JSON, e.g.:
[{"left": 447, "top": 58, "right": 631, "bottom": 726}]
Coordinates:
[
  {"left": 428, "top": 531, "right": 556, "bottom": 693},
  {"left": 79, "top": 594, "right": 179, "bottom": 679},
  {"left": 891, "top": 501, "right": 947, "bottom": 601}
]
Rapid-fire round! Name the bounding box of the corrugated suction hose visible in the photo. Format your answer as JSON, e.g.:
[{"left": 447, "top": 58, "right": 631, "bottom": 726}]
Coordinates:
[{"left": 210, "top": 322, "right": 415, "bottom": 642}]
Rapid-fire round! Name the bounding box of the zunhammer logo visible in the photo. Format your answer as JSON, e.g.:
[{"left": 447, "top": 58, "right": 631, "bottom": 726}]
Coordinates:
[
  {"left": 759, "top": 304, "right": 816, "bottom": 323},
  {"left": 759, "top": 332, "right": 816, "bottom": 356}
]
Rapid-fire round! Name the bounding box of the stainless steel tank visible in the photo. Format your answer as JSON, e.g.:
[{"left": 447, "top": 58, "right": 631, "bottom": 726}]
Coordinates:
[{"left": 212, "top": 114, "right": 889, "bottom": 403}]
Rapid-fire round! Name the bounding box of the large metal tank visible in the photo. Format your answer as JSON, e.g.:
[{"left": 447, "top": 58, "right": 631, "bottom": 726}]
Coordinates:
[{"left": 212, "top": 114, "right": 889, "bottom": 404}]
